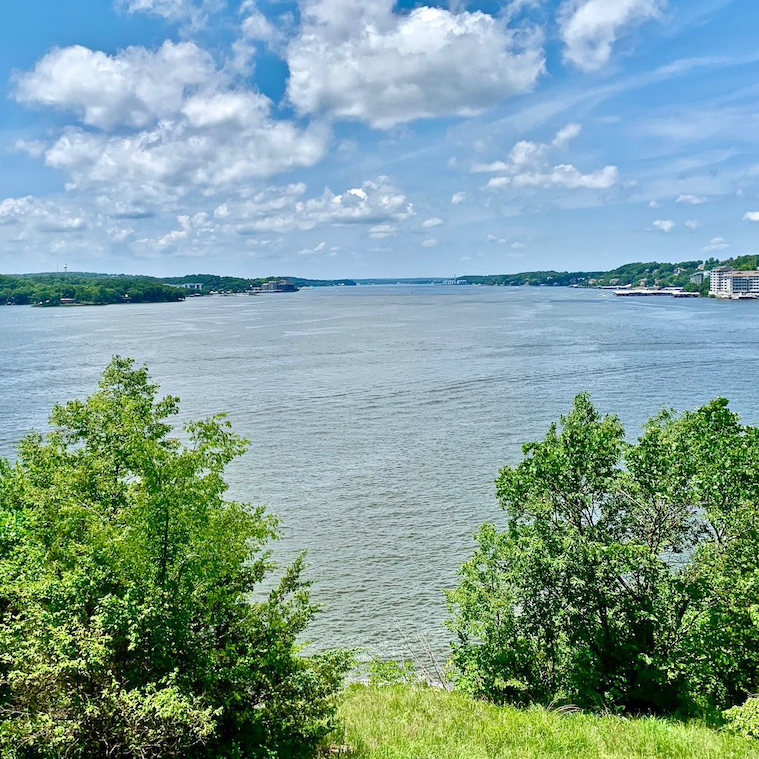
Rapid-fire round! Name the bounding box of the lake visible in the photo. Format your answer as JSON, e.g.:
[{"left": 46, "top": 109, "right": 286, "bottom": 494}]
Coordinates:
[{"left": 2, "top": 285, "right": 758, "bottom": 659}]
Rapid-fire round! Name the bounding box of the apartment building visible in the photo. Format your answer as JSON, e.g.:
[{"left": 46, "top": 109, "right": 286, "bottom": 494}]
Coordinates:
[{"left": 709, "top": 266, "right": 759, "bottom": 297}]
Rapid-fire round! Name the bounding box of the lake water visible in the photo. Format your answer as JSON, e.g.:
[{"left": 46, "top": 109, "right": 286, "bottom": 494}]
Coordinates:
[{"left": 2, "top": 285, "right": 759, "bottom": 660}]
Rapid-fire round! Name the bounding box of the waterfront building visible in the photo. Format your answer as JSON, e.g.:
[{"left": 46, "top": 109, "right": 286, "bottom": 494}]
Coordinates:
[
  {"left": 260, "top": 279, "right": 297, "bottom": 292},
  {"left": 709, "top": 266, "right": 759, "bottom": 297}
]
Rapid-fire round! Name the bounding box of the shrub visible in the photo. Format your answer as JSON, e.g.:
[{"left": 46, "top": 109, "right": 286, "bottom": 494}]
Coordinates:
[
  {"left": 0, "top": 357, "right": 351, "bottom": 757},
  {"left": 368, "top": 658, "right": 418, "bottom": 687},
  {"left": 446, "top": 393, "right": 759, "bottom": 716},
  {"left": 725, "top": 698, "right": 759, "bottom": 739}
]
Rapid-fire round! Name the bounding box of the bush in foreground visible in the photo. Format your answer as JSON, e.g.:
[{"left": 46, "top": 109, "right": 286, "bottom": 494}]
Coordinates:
[
  {"left": 726, "top": 699, "right": 759, "bottom": 740},
  {"left": 447, "top": 393, "right": 759, "bottom": 716},
  {"left": 0, "top": 357, "right": 350, "bottom": 757}
]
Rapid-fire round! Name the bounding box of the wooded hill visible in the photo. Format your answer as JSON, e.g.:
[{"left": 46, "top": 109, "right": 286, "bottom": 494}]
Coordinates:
[
  {"left": 462, "top": 255, "right": 759, "bottom": 289},
  {"left": 0, "top": 273, "right": 185, "bottom": 306}
]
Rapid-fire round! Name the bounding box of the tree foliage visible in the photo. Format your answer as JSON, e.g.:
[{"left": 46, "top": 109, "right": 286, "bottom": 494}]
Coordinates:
[
  {"left": 0, "top": 274, "right": 185, "bottom": 306},
  {"left": 447, "top": 393, "right": 759, "bottom": 716},
  {"left": 0, "top": 357, "right": 350, "bottom": 757}
]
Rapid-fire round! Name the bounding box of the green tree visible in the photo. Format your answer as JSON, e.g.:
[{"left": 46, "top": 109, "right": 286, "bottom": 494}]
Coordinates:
[
  {"left": 0, "top": 357, "right": 350, "bottom": 757},
  {"left": 446, "top": 394, "right": 759, "bottom": 716}
]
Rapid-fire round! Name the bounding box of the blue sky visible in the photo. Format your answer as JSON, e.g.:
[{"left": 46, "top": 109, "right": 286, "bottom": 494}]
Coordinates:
[{"left": 0, "top": 0, "right": 757, "bottom": 277}]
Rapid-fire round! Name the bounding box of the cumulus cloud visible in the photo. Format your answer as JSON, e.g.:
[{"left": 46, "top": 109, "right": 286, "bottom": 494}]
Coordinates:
[
  {"left": 421, "top": 217, "right": 444, "bottom": 228},
  {"left": 225, "top": 176, "right": 414, "bottom": 234},
  {"left": 117, "top": 0, "right": 222, "bottom": 28},
  {"left": 451, "top": 192, "right": 467, "bottom": 205},
  {"left": 14, "top": 140, "right": 46, "bottom": 158},
  {"left": 132, "top": 210, "right": 224, "bottom": 255},
  {"left": 421, "top": 238, "right": 437, "bottom": 247},
  {"left": 475, "top": 124, "right": 618, "bottom": 191},
  {"left": 286, "top": 0, "right": 545, "bottom": 128},
  {"left": 652, "top": 219, "right": 674, "bottom": 233},
  {"left": 676, "top": 194, "right": 707, "bottom": 205},
  {"left": 16, "top": 41, "right": 330, "bottom": 201},
  {"left": 703, "top": 236, "right": 729, "bottom": 251},
  {"left": 559, "top": 0, "right": 664, "bottom": 72},
  {"left": 743, "top": 211, "right": 759, "bottom": 222},
  {"left": 648, "top": 199, "right": 660, "bottom": 208},
  {"left": 0, "top": 196, "right": 109, "bottom": 270},
  {"left": 552, "top": 123, "right": 582, "bottom": 147},
  {"left": 43, "top": 119, "right": 327, "bottom": 201},
  {"left": 0, "top": 197, "right": 33, "bottom": 226},
  {"left": 0, "top": 196, "right": 89, "bottom": 233},
  {"left": 486, "top": 165, "right": 618, "bottom": 189},
  {"left": 240, "top": 6, "right": 278, "bottom": 43},
  {"left": 229, "top": 2, "right": 285, "bottom": 72},
  {"left": 16, "top": 42, "right": 215, "bottom": 130},
  {"left": 684, "top": 219, "right": 700, "bottom": 230}
]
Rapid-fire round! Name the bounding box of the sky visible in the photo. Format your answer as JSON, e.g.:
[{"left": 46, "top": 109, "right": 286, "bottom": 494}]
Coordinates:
[{"left": 0, "top": 0, "right": 757, "bottom": 278}]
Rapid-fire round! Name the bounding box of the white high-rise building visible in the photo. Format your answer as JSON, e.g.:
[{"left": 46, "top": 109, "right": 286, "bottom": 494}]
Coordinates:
[{"left": 710, "top": 266, "right": 759, "bottom": 297}]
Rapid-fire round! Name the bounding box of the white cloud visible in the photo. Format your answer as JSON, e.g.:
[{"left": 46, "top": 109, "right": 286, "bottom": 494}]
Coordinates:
[
  {"left": 16, "top": 42, "right": 330, "bottom": 200},
  {"left": 684, "top": 219, "right": 700, "bottom": 230},
  {"left": 227, "top": 176, "right": 414, "bottom": 234},
  {"left": 508, "top": 164, "right": 618, "bottom": 189},
  {"left": 676, "top": 194, "right": 707, "bottom": 205},
  {"left": 559, "top": 0, "right": 664, "bottom": 72},
  {"left": 743, "top": 211, "right": 759, "bottom": 222},
  {"left": 421, "top": 217, "right": 444, "bottom": 228},
  {"left": 648, "top": 200, "right": 661, "bottom": 208},
  {"left": 0, "top": 196, "right": 112, "bottom": 271},
  {"left": 157, "top": 228, "right": 189, "bottom": 247},
  {"left": 477, "top": 125, "right": 618, "bottom": 191},
  {"left": 0, "top": 197, "right": 33, "bottom": 225},
  {"left": 229, "top": 3, "right": 283, "bottom": 73},
  {"left": 451, "top": 192, "right": 467, "bottom": 205},
  {"left": 421, "top": 238, "right": 438, "bottom": 247},
  {"left": 107, "top": 226, "right": 135, "bottom": 243},
  {"left": 552, "top": 123, "right": 582, "bottom": 147},
  {"left": 297, "top": 241, "right": 328, "bottom": 255},
  {"left": 43, "top": 119, "right": 327, "bottom": 200},
  {"left": 14, "top": 140, "right": 46, "bottom": 158},
  {"left": 703, "top": 237, "right": 729, "bottom": 251},
  {"left": 16, "top": 42, "right": 215, "bottom": 130},
  {"left": 240, "top": 7, "right": 277, "bottom": 43},
  {"left": 117, "top": 0, "right": 221, "bottom": 29},
  {"left": 652, "top": 219, "right": 674, "bottom": 233},
  {"left": 369, "top": 223, "right": 397, "bottom": 239},
  {"left": 0, "top": 196, "right": 89, "bottom": 233},
  {"left": 286, "top": 0, "right": 545, "bottom": 128}
]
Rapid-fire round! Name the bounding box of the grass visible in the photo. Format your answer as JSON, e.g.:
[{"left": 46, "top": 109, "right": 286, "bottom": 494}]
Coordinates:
[{"left": 334, "top": 684, "right": 759, "bottom": 758}]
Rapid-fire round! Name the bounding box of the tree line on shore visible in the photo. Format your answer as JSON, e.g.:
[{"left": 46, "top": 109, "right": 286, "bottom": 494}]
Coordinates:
[
  {"left": 0, "top": 274, "right": 186, "bottom": 306},
  {"left": 462, "top": 254, "right": 759, "bottom": 290},
  {"left": 1, "top": 359, "right": 759, "bottom": 756}
]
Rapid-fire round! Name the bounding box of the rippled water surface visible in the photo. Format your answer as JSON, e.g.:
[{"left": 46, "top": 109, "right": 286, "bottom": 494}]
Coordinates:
[{"left": 2, "top": 286, "right": 759, "bottom": 656}]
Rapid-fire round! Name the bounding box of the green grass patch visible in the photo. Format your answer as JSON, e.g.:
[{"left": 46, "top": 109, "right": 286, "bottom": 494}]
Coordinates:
[{"left": 335, "top": 685, "right": 759, "bottom": 758}]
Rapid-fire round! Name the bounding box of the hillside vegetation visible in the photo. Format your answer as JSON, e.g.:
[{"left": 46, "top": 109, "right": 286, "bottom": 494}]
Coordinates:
[
  {"left": 461, "top": 254, "right": 759, "bottom": 289},
  {"left": 0, "top": 273, "right": 185, "bottom": 306}
]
